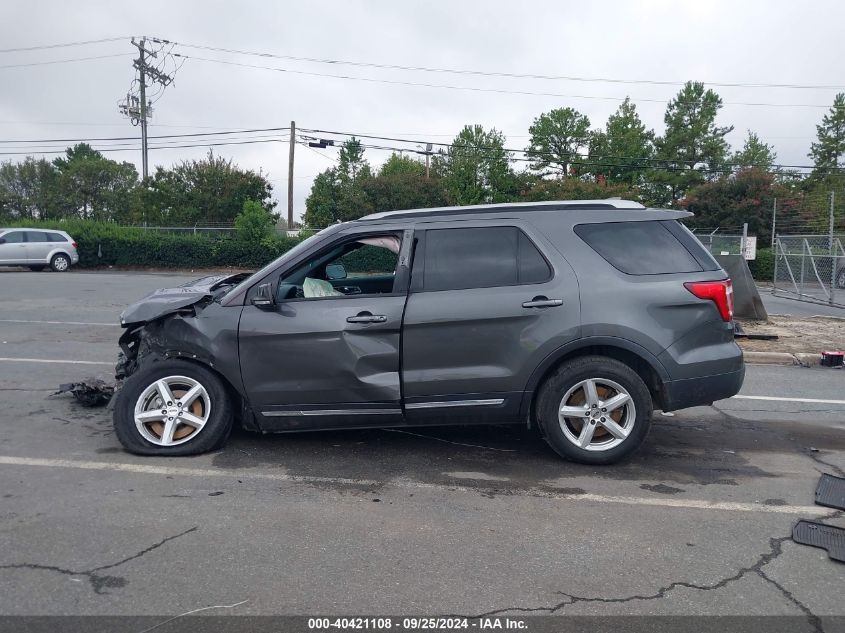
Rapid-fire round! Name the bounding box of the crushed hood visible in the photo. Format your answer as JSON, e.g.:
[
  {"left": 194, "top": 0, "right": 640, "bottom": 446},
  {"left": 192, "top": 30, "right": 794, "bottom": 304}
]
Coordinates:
[{"left": 119, "top": 273, "right": 250, "bottom": 326}]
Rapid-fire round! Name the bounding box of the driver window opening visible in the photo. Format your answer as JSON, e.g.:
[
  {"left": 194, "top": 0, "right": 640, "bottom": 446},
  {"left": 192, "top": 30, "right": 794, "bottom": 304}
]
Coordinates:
[{"left": 277, "top": 234, "right": 402, "bottom": 301}]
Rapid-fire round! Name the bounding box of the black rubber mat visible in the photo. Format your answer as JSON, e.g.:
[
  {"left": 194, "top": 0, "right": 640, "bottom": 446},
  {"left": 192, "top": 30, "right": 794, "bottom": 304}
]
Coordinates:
[
  {"left": 815, "top": 473, "right": 845, "bottom": 510},
  {"left": 792, "top": 520, "right": 845, "bottom": 563}
]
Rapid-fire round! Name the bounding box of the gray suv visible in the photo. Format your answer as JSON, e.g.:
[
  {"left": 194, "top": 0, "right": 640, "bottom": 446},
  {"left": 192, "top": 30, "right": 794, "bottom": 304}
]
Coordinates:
[
  {"left": 0, "top": 228, "right": 79, "bottom": 271},
  {"left": 112, "top": 200, "right": 744, "bottom": 464}
]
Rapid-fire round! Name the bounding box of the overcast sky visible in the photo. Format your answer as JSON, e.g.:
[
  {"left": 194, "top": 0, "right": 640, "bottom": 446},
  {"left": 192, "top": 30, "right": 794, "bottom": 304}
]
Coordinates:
[{"left": 1, "top": 0, "right": 843, "bottom": 222}]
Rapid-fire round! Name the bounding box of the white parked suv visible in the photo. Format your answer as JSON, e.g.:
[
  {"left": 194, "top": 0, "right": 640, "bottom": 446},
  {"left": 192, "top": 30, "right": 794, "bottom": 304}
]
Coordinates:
[{"left": 0, "top": 228, "right": 79, "bottom": 271}]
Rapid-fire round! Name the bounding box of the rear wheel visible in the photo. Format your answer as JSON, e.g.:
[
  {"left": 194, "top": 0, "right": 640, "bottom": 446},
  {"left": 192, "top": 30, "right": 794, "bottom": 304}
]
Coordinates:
[
  {"left": 113, "top": 360, "right": 234, "bottom": 456},
  {"left": 536, "top": 355, "right": 652, "bottom": 464},
  {"left": 50, "top": 253, "right": 70, "bottom": 272}
]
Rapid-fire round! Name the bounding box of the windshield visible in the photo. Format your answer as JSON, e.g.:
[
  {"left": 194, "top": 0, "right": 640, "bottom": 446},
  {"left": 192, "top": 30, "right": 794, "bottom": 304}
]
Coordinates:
[{"left": 220, "top": 225, "right": 342, "bottom": 301}]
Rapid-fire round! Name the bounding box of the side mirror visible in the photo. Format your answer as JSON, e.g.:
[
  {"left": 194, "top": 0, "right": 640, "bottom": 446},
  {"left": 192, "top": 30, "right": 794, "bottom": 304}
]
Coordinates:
[
  {"left": 251, "top": 282, "right": 275, "bottom": 309},
  {"left": 325, "top": 262, "right": 347, "bottom": 280},
  {"left": 0, "top": 238, "right": 6, "bottom": 245}
]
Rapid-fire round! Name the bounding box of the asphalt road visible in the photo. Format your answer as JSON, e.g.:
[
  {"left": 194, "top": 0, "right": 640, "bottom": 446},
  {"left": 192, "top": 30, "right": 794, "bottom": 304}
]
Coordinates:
[
  {"left": 759, "top": 286, "right": 845, "bottom": 318},
  {"left": 1, "top": 271, "right": 844, "bottom": 626}
]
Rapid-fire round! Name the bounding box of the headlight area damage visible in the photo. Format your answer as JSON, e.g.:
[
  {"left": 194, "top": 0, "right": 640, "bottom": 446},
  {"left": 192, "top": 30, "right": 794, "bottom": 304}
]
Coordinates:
[{"left": 115, "top": 273, "right": 250, "bottom": 382}]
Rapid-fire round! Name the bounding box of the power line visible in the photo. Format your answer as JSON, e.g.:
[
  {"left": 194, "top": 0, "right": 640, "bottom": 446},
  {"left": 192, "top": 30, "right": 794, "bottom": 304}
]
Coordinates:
[
  {"left": 175, "top": 54, "right": 841, "bottom": 110},
  {"left": 0, "top": 36, "right": 131, "bottom": 54},
  {"left": 0, "top": 53, "right": 128, "bottom": 70},
  {"left": 156, "top": 37, "right": 845, "bottom": 91},
  {"left": 2, "top": 121, "right": 831, "bottom": 172},
  {"left": 0, "top": 137, "right": 290, "bottom": 156},
  {"left": 301, "top": 127, "right": 840, "bottom": 172}
]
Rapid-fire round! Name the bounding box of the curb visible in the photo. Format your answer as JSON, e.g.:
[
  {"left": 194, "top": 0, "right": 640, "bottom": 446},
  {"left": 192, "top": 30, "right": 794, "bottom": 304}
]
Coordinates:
[{"left": 744, "top": 351, "right": 822, "bottom": 366}]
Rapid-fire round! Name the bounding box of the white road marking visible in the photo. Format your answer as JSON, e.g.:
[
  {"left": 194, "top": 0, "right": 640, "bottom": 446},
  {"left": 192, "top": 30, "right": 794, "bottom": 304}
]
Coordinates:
[
  {"left": 0, "top": 455, "right": 828, "bottom": 516},
  {"left": 731, "top": 395, "right": 845, "bottom": 405},
  {"left": 0, "top": 318, "right": 118, "bottom": 327},
  {"left": 0, "top": 357, "right": 112, "bottom": 366}
]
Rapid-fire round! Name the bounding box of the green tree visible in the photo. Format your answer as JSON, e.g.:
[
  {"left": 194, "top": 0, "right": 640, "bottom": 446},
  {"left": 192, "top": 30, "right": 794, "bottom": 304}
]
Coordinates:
[
  {"left": 521, "top": 176, "right": 639, "bottom": 203},
  {"left": 652, "top": 81, "right": 734, "bottom": 204},
  {"left": 436, "top": 125, "right": 518, "bottom": 205},
  {"left": 140, "top": 151, "right": 274, "bottom": 225},
  {"left": 303, "top": 170, "right": 341, "bottom": 228},
  {"left": 234, "top": 199, "right": 276, "bottom": 241},
  {"left": 587, "top": 98, "right": 654, "bottom": 186},
  {"left": 53, "top": 144, "right": 139, "bottom": 220},
  {"left": 303, "top": 138, "right": 374, "bottom": 227},
  {"left": 682, "top": 168, "right": 795, "bottom": 236},
  {"left": 809, "top": 92, "right": 845, "bottom": 176},
  {"left": 526, "top": 107, "right": 591, "bottom": 176},
  {"left": 378, "top": 152, "right": 427, "bottom": 177},
  {"left": 0, "top": 157, "right": 61, "bottom": 220},
  {"left": 732, "top": 131, "right": 777, "bottom": 169}
]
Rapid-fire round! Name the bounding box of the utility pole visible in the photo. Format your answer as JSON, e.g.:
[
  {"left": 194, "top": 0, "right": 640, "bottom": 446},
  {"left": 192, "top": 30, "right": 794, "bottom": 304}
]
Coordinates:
[
  {"left": 120, "top": 37, "right": 173, "bottom": 181},
  {"left": 288, "top": 120, "right": 296, "bottom": 229},
  {"left": 138, "top": 39, "right": 148, "bottom": 179}
]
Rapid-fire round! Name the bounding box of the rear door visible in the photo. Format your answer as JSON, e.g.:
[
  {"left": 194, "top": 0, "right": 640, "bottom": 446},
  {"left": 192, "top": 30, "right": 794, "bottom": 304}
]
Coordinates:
[
  {"left": 0, "top": 230, "right": 29, "bottom": 264},
  {"left": 401, "top": 219, "right": 581, "bottom": 424}
]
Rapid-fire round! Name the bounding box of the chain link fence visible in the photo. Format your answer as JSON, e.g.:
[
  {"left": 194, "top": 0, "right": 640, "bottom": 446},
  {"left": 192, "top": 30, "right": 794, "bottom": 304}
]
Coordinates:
[{"left": 773, "top": 234, "right": 845, "bottom": 308}]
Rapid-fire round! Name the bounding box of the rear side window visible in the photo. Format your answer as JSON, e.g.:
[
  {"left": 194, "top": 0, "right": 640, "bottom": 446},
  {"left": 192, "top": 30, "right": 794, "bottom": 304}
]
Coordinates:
[
  {"left": 575, "top": 221, "right": 703, "bottom": 275},
  {"left": 25, "top": 231, "right": 50, "bottom": 243},
  {"left": 1, "top": 231, "right": 25, "bottom": 243},
  {"left": 423, "top": 227, "right": 551, "bottom": 291},
  {"left": 47, "top": 233, "right": 68, "bottom": 243}
]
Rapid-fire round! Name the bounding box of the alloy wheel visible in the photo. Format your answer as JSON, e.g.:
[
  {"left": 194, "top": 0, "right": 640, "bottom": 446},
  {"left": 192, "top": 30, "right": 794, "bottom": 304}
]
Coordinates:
[
  {"left": 558, "top": 378, "right": 636, "bottom": 452},
  {"left": 133, "top": 375, "right": 211, "bottom": 446}
]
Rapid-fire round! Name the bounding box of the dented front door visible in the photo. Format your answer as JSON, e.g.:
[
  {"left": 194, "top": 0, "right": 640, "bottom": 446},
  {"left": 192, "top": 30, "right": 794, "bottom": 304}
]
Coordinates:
[{"left": 238, "top": 294, "right": 406, "bottom": 429}]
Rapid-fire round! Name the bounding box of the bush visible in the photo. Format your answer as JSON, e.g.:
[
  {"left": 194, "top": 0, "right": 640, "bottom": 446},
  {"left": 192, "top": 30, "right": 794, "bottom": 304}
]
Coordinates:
[
  {"left": 234, "top": 200, "right": 276, "bottom": 242},
  {"left": 748, "top": 248, "right": 774, "bottom": 281},
  {"left": 5, "top": 220, "right": 305, "bottom": 269}
]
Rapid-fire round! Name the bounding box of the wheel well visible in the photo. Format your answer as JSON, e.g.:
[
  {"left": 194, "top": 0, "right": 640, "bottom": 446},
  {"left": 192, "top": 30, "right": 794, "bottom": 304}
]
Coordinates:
[
  {"left": 528, "top": 345, "right": 665, "bottom": 425},
  {"left": 138, "top": 355, "right": 254, "bottom": 431}
]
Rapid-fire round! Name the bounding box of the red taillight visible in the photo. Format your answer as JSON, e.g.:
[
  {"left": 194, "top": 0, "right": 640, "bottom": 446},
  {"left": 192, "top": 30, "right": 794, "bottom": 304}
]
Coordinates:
[
  {"left": 684, "top": 279, "right": 734, "bottom": 322},
  {"left": 72, "top": 241, "right": 78, "bottom": 248}
]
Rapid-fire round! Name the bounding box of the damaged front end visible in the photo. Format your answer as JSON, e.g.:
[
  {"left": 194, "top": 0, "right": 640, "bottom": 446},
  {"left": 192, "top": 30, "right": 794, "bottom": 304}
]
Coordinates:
[{"left": 115, "top": 273, "right": 250, "bottom": 382}]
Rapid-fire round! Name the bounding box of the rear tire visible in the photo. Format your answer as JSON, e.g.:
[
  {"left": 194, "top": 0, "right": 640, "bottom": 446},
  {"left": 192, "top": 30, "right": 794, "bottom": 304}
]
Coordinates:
[
  {"left": 50, "top": 253, "right": 70, "bottom": 272},
  {"left": 28, "top": 265, "right": 46, "bottom": 271},
  {"left": 113, "top": 359, "right": 234, "bottom": 456},
  {"left": 536, "top": 355, "right": 652, "bottom": 465}
]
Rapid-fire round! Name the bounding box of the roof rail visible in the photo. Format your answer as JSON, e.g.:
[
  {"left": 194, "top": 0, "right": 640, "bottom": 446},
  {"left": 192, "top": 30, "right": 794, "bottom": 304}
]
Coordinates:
[{"left": 358, "top": 199, "right": 646, "bottom": 221}]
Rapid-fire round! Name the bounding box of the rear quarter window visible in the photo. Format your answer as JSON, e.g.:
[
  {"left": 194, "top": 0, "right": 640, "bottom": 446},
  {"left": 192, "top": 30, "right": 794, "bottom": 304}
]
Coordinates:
[
  {"left": 575, "top": 220, "right": 705, "bottom": 275},
  {"left": 47, "top": 233, "right": 68, "bottom": 243}
]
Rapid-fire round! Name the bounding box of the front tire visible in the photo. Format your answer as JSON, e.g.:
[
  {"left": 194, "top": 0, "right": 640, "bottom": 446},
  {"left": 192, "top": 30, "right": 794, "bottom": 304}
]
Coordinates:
[
  {"left": 113, "top": 359, "right": 234, "bottom": 456},
  {"left": 50, "top": 253, "right": 70, "bottom": 272},
  {"left": 536, "top": 355, "right": 652, "bottom": 465}
]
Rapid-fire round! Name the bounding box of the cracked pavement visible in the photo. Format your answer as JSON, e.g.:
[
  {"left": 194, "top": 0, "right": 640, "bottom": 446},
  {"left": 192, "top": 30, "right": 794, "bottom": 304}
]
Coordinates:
[{"left": 0, "top": 271, "right": 844, "bottom": 623}]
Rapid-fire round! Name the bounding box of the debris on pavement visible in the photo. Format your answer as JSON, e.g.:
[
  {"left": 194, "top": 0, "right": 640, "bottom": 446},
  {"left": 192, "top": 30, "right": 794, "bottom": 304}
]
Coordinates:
[
  {"left": 815, "top": 474, "right": 845, "bottom": 511},
  {"left": 53, "top": 379, "right": 115, "bottom": 407},
  {"left": 792, "top": 520, "right": 845, "bottom": 563}
]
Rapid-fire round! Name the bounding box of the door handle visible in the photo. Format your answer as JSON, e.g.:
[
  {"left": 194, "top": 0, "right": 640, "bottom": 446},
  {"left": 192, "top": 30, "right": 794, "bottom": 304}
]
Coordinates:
[
  {"left": 346, "top": 312, "right": 387, "bottom": 324},
  {"left": 522, "top": 296, "right": 563, "bottom": 308}
]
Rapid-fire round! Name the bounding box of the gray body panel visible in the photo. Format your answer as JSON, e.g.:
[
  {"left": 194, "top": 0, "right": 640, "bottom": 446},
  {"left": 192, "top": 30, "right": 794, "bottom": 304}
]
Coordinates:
[{"left": 115, "top": 200, "right": 745, "bottom": 432}]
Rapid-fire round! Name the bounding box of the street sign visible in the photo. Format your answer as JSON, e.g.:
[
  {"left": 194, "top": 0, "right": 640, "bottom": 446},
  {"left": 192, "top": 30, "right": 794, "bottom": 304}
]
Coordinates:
[{"left": 743, "top": 236, "right": 757, "bottom": 260}]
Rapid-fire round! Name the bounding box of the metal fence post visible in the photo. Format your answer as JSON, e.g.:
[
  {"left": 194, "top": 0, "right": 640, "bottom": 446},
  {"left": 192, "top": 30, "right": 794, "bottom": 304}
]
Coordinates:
[
  {"left": 773, "top": 236, "right": 779, "bottom": 294},
  {"left": 770, "top": 198, "right": 777, "bottom": 248},
  {"left": 800, "top": 239, "right": 807, "bottom": 299}
]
